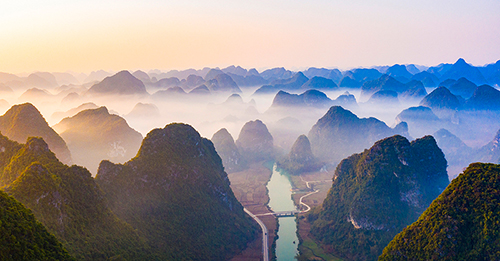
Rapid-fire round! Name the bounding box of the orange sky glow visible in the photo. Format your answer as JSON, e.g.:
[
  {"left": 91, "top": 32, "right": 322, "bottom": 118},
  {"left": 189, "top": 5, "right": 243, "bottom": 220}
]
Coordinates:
[{"left": 1, "top": 0, "right": 499, "bottom": 74}]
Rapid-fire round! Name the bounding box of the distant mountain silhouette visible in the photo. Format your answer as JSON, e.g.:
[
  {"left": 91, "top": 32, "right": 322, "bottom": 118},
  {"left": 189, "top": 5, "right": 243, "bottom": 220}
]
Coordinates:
[
  {"left": 270, "top": 71, "right": 309, "bottom": 89},
  {"left": 153, "top": 77, "right": 180, "bottom": 89},
  {"left": 277, "top": 135, "right": 322, "bottom": 175},
  {"left": 395, "top": 106, "right": 441, "bottom": 138},
  {"left": 25, "top": 73, "right": 57, "bottom": 88},
  {"left": 332, "top": 91, "right": 358, "bottom": 109},
  {"left": 386, "top": 64, "right": 413, "bottom": 83},
  {"left": 433, "top": 128, "right": 474, "bottom": 178},
  {"left": 308, "top": 106, "right": 402, "bottom": 164},
  {"left": 405, "top": 64, "right": 422, "bottom": 74},
  {"left": 420, "top": 86, "right": 461, "bottom": 113},
  {"left": 302, "top": 68, "right": 343, "bottom": 83},
  {"left": 367, "top": 90, "right": 399, "bottom": 105},
  {"left": 226, "top": 72, "right": 268, "bottom": 87},
  {"left": 396, "top": 106, "right": 440, "bottom": 123},
  {"left": 270, "top": 89, "right": 332, "bottom": 109},
  {"left": 361, "top": 74, "right": 407, "bottom": 100},
  {"left": 479, "top": 60, "right": 500, "bottom": 85},
  {"left": 253, "top": 72, "right": 309, "bottom": 95},
  {"left": 411, "top": 71, "right": 439, "bottom": 87},
  {"left": 53, "top": 106, "right": 142, "bottom": 173},
  {"left": 87, "top": 70, "right": 148, "bottom": 95},
  {"left": 83, "top": 70, "right": 112, "bottom": 83},
  {"left": 260, "top": 67, "right": 293, "bottom": 81},
  {"left": 52, "top": 72, "right": 79, "bottom": 85},
  {"left": 339, "top": 76, "right": 362, "bottom": 88},
  {"left": 427, "top": 63, "right": 453, "bottom": 79},
  {"left": 188, "top": 84, "right": 211, "bottom": 96},
  {"left": 302, "top": 67, "right": 331, "bottom": 78},
  {"left": 32, "top": 72, "right": 59, "bottom": 87},
  {"left": 204, "top": 68, "right": 224, "bottom": 81},
  {"left": 463, "top": 84, "right": 500, "bottom": 110},
  {"left": 343, "top": 68, "right": 382, "bottom": 84},
  {"left": 447, "top": 77, "right": 477, "bottom": 99},
  {"left": 0, "top": 72, "right": 22, "bottom": 84},
  {"left": 152, "top": 86, "right": 187, "bottom": 101},
  {"left": 18, "top": 88, "right": 53, "bottom": 102},
  {"left": 212, "top": 128, "right": 246, "bottom": 173},
  {"left": 438, "top": 78, "right": 457, "bottom": 88},
  {"left": 236, "top": 120, "right": 274, "bottom": 163},
  {"left": 301, "top": 76, "right": 338, "bottom": 90},
  {"left": 399, "top": 80, "right": 428, "bottom": 100},
  {"left": 181, "top": 74, "right": 205, "bottom": 90},
  {"left": 126, "top": 102, "right": 160, "bottom": 118},
  {"left": 221, "top": 65, "right": 248, "bottom": 76},
  {"left": 132, "top": 70, "right": 151, "bottom": 84},
  {"left": 477, "top": 128, "right": 500, "bottom": 164},
  {"left": 206, "top": 73, "right": 242, "bottom": 93},
  {"left": 268, "top": 117, "right": 308, "bottom": 154},
  {"left": 440, "top": 58, "right": 487, "bottom": 85},
  {"left": 51, "top": 102, "right": 99, "bottom": 122},
  {"left": 0, "top": 103, "right": 71, "bottom": 164}
]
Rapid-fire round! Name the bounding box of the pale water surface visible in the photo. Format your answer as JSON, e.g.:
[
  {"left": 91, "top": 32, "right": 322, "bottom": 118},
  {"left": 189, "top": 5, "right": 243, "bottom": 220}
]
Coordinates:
[{"left": 267, "top": 164, "right": 299, "bottom": 260}]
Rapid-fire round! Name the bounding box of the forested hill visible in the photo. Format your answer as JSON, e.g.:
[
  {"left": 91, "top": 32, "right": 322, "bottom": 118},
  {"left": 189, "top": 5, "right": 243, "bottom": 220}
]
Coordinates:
[
  {"left": 0, "top": 135, "right": 148, "bottom": 260},
  {"left": 308, "top": 135, "right": 449, "bottom": 260},
  {"left": 380, "top": 163, "right": 500, "bottom": 260},
  {"left": 0, "top": 190, "right": 73, "bottom": 261},
  {"left": 96, "top": 123, "right": 258, "bottom": 260}
]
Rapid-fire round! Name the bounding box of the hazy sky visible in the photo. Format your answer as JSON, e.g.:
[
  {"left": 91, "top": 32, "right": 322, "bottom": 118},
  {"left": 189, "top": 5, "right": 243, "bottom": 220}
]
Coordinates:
[{"left": 1, "top": 0, "right": 499, "bottom": 73}]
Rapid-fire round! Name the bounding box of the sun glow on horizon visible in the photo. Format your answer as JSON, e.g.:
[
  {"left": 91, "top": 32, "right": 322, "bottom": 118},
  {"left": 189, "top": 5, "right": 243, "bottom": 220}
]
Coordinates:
[{"left": 1, "top": 0, "right": 499, "bottom": 73}]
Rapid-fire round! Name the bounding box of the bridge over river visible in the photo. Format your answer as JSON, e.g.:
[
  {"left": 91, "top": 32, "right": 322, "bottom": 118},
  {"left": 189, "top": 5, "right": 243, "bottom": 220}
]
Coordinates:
[{"left": 255, "top": 210, "right": 300, "bottom": 217}]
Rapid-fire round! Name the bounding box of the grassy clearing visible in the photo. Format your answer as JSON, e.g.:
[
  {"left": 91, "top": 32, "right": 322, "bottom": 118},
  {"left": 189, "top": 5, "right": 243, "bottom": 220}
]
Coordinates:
[{"left": 299, "top": 239, "right": 343, "bottom": 261}]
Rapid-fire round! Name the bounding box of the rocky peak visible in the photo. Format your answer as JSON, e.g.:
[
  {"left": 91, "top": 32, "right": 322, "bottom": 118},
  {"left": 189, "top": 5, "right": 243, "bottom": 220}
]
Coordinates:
[
  {"left": 277, "top": 134, "right": 322, "bottom": 175},
  {"left": 289, "top": 135, "right": 314, "bottom": 160},
  {"left": 95, "top": 123, "right": 258, "bottom": 260},
  {"left": 236, "top": 120, "right": 274, "bottom": 163},
  {"left": 211, "top": 128, "right": 245, "bottom": 173},
  {"left": 137, "top": 123, "right": 206, "bottom": 161},
  {"left": 0, "top": 103, "right": 71, "bottom": 164},
  {"left": 309, "top": 134, "right": 448, "bottom": 260},
  {"left": 26, "top": 137, "right": 50, "bottom": 153}
]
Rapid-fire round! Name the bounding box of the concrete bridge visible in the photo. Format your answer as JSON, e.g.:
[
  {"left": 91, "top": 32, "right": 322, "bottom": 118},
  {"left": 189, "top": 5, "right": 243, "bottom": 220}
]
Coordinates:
[
  {"left": 255, "top": 210, "right": 300, "bottom": 217},
  {"left": 274, "top": 210, "right": 300, "bottom": 217}
]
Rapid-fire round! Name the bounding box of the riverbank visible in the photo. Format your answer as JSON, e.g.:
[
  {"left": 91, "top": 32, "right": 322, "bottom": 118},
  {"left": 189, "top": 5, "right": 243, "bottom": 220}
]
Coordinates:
[
  {"left": 289, "top": 170, "right": 344, "bottom": 261},
  {"left": 228, "top": 162, "right": 277, "bottom": 261},
  {"left": 228, "top": 163, "right": 339, "bottom": 261}
]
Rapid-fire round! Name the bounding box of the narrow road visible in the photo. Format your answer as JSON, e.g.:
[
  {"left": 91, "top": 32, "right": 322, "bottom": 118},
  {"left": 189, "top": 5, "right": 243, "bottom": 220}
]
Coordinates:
[
  {"left": 244, "top": 208, "right": 269, "bottom": 261},
  {"left": 298, "top": 189, "right": 319, "bottom": 213}
]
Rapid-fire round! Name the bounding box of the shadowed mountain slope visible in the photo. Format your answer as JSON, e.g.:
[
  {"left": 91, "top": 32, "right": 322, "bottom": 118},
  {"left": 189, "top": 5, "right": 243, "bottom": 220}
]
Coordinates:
[
  {"left": 309, "top": 135, "right": 448, "bottom": 261},
  {"left": 95, "top": 123, "right": 258, "bottom": 260},
  {"left": 0, "top": 190, "right": 74, "bottom": 260},
  {"left": 380, "top": 163, "right": 500, "bottom": 260},
  {"left": 0, "top": 136, "right": 147, "bottom": 260}
]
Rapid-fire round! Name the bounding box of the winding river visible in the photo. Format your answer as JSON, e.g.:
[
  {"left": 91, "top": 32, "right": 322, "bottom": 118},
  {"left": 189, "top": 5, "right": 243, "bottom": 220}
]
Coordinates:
[{"left": 267, "top": 164, "right": 299, "bottom": 260}]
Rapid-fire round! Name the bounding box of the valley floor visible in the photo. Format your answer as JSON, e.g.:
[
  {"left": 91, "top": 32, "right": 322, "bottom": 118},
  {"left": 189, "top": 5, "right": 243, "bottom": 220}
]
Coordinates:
[
  {"left": 228, "top": 162, "right": 341, "bottom": 261},
  {"left": 228, "top": 163, "right": 277, "bottom": 261},
  {"left": 289, "top": 171, "right": 343, "bottom": 261}
]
